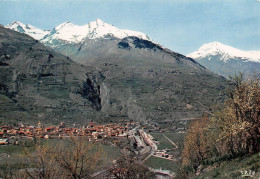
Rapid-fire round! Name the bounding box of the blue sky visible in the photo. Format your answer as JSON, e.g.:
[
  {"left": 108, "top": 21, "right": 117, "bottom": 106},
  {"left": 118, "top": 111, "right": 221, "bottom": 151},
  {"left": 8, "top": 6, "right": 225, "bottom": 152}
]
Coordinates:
[{"left": 0, "top": 0, "right": 260, "bottom": 55}]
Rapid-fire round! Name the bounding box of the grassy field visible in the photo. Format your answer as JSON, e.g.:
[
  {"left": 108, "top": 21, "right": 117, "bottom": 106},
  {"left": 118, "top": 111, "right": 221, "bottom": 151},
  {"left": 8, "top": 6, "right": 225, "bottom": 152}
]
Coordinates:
[
  {"left": 151, "top": 133, "right": 174, "bottom": 150},
  {"left": 0, "top": 139, "right": 36, "bottom": 167},
  {"left": 0, "top": 145, "right": 30, "bottom": 155},
  {"left": 145, "top": 156, "right": 179, "bottom": 172},
  {"left": 151, "top": 132, "right": 185, "bottom": 150},
  {"left": 96, "top": 143, "right": 122, "bottom": 162}
]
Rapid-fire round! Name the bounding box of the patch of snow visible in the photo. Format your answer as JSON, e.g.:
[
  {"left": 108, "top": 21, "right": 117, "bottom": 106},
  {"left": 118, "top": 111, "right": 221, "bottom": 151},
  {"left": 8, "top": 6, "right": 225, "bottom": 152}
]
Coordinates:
[{"left": 187, "top": 41, "right": 260, "bottom": 63}]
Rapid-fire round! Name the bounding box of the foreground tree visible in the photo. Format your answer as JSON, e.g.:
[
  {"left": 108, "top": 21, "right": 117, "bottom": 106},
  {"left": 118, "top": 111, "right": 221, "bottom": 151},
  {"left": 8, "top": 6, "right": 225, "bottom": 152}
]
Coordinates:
[
  {"left": 213, "top": 74, "right": 260, "bottom": 155},
  {"left": 182, "top": 116, "right": 210, "bottom": 169},
  {"left": 24, "top": 136, "right": 103, "bottom": 179}
]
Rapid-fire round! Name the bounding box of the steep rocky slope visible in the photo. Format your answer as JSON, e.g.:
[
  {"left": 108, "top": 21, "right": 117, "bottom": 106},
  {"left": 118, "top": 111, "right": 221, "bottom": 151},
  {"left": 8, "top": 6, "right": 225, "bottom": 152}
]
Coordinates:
[{"left": 0, "top": 26, "right": 104, "bottom": 124}]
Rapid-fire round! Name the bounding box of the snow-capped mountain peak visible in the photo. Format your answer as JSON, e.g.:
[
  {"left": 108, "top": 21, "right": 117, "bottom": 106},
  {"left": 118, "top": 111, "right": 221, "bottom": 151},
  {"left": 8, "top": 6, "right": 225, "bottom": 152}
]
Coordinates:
[
  {"left": 6, "top": 21, "right": 50, "bottom": 40},
  {"left": 6, "top": 21, "right": 27, "bottom": 33},
  {"left": 188, "top": 41, "right": 260, "bottom": 63},
  {"left": 42, "top": 21, "right": 90, "bottom": 44},
  {"left": 41, "top": 19, "right": 151, "bottom": 46},
  {"left": 6, "top": 21, "right": 23, "bottom": 28},
  {"left": 54, "top": 21, "right": 75, "bottom": 31}
]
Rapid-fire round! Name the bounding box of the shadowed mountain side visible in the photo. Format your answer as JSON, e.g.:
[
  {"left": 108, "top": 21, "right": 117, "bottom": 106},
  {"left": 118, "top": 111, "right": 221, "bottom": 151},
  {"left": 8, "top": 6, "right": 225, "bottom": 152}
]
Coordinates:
[
  {"left": 0, "top": 26, "right": 104, "bottom": 124},
  {"left": 49, "top": 36, "right": 228, "bottom": 123}
]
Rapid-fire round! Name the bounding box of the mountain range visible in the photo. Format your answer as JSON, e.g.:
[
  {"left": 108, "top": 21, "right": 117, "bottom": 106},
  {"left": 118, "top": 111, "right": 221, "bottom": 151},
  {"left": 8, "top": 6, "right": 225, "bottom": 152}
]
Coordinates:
[
  {"left": 188, "top": 42, "right": 260, "bottom": 78},
  {"left": 6, "top": 19, "right": 150, "bottom": 44},
  {"left": 1, "top": 19, "right": 228, "bottom": 127},
  {"left": 6, "top": 20, "right": 260, "bottom": 79}
]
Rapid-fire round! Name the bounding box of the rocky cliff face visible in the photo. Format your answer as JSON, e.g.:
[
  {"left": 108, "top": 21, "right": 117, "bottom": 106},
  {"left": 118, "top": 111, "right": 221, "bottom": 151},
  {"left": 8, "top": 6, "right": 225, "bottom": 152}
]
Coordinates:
[{"left": 0, "top": 26, "right": 104, "bottom": 124}]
